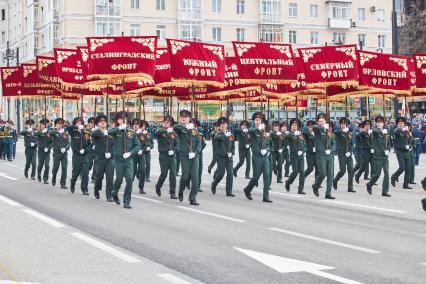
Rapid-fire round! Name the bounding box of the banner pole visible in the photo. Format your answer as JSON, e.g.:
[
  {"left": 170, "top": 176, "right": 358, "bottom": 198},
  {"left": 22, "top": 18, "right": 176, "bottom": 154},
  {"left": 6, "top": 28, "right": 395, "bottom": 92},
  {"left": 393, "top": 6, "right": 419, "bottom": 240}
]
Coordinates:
[
  {"left": 80, "top": 87, "right": 84, "bottom": 119},
  {"left": 382, "top": 94, "right": 385, "bottom": 117},
  {"left": 277, "top": 101, "right": 280, "bottom": 121},
  {"left": 94, "top": 96, "right": 98, "bottom": 117},
  {"left": 142, "top": 97, "right": 146, "bottom": 120},
  {"left": 61, "top": 94, "right": 64, "bottom": 118},
  {"left": 345, "top": 94, "right": 349, "bottom": 117},
  {"left": 244, "top": 99, "right": 247, "bottom": 120},
  {"left": 44, "top": 96, "right": 47, "bottom": 119},
  {"left": 106, "top": 84, "right": 110, "bottom": 120},
  {"left": 296, "top": 95, "right": 299, "bottom": 119},
  {"left": 139, "top": 94, "right": 142, "bottom": 118},
  {"left": 121, "top": 78, "right": 125, "bottom": 112}
]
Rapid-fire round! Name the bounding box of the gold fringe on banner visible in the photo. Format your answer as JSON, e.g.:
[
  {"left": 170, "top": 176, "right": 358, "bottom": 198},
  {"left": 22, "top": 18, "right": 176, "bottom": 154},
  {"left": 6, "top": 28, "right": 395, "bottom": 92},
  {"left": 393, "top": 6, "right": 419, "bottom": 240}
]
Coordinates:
[
  {"left": 413, "top": 87, "right": 426, "bottom": 93},
  {"left": 307, "top": 80, "right": 359, "bottom": 89},
  {"left": 170, "top": 78, "right": 225, "bottom": 88},
  {"left": 60, "top": 81, "right": 88, "bottom": 89},
  {"left": 356, "top": 85, "right": 411, "bottom": 96},
  {"left": 208, "top": 86, "right": 261, "bottom": 98},
  {"left": 239, "top": 79, "right": 298, "bottom": 85},
  {"left": 125, "top": 86, "right": 161, "bottom": 97}
]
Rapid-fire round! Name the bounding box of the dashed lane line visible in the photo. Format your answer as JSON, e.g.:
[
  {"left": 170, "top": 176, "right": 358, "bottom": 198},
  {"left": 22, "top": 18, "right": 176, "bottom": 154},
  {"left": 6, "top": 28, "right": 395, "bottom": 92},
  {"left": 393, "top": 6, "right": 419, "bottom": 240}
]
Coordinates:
[
  {"left": 177, "top": 206, "right": 247, "bottom": 223},
  {"left": 21, "top": 208, "right": 67, "bottom": 228},
  {"left": 157, "top": 273, "right": 192, "bottom": 284}
]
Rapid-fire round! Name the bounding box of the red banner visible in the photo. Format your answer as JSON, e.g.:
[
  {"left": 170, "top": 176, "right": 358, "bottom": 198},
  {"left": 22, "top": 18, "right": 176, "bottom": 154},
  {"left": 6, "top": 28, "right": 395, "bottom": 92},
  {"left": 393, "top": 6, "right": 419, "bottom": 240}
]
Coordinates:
[
  {"left": 284, "top": 99, "right": 308, "bottom": 108},
  {"left": 285, "top": 57, "right": 325, "bottom": 97},
  {"left": 413, "top": 54, "right": 426, "bottom": 92},
  {"left": 154, "top": 47, "right": 172, "bottom": 87},
  {"left": 297, "top": 45, "right": 358, "bottom": 88},
  {"left": 1, "top": 66, "right": 22, "bottom": 97},
  {"left": 233, "top": 41, "right": 297, "bottom": 84},
  {"left": 54, "top": 48, "right": 85, "bottom": 87},
  {"left": 358, "top": 51, "right": 411, "bottom": 95},
  {"left": 22, "top": 63, "right": 60, "bottom": 97},
  {"left": 86, "top": 36, "right": 157, "bottom": 83},
  {"left": 167, "top": 39, "right": 225, "bottom": 87},
  {"left": 37, "top": 56, "right": 62, "bottom": 90}
]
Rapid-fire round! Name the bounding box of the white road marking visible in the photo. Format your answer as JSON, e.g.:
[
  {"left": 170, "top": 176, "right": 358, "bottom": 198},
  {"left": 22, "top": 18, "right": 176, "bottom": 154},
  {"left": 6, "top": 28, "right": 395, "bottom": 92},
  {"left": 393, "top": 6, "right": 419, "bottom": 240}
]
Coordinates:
[
  {"left": 322, "top": 200, "right": 406, "bottom": 214},
  {"left": 0, "top": 281, "right": 42, "bottom": 284},
  {"left": 0, "top": 195, "right": 21, "bottom": 207},
  {"left": 70, "top": 232, "right": 140, "bottom": 263},
  {"left": 131, "top": 194, "right": 164, "bottom": 204},
  {"left": 0, "top": 173, "right": 18, "bottom": 181},
  {"left": 268, "top": 227, "right": 380, "bottom": 254},
  {"left": 22, "top": 209, "right": 66, "bottom": 228},
  {"left": 421, "top": 263, "right": 426, "bottom": 266},
  {"left": 177, "top": 206, "right": 246, "bottom": 223},
  {"left": 309, "top": 270, "right": 364, "bottom": 284},
  {"left": 157, "top": 274, "right": 192, "bottom": 284}
]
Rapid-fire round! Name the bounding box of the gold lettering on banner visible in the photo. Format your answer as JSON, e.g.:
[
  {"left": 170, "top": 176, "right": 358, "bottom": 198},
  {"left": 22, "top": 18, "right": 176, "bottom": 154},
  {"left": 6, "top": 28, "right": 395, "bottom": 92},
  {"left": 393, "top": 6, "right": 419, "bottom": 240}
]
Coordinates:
[
  {"left": 156, "top": 49, "right": 168, "bottom": 58},
  {"left": 38, "top": 58, "right": 54, "bottom": 70},
  {"left": 2, "top": 68, "right": 18, "bottom": 80},
  {"left": 254, "top": 67, "right": 283, "bottom": 76},
  {"left": 56, "top": 50, "right": 76, "bottom": 63},
  {"left": 131, "top": 37, "right": 156, "bottom": 52},
  {"left": 80, "top": 48, "right": 89, "bottom": 62},
  {"left": 90, "top": 38, "right": 114, "bottom": 52},
  {"left": 111, "top": 63, "right": 137, "bottom": 71},
  {"left": 5, "top": 82, "right": 21, "bottom": 88},
  {"left": 415, "top": 56, "right": 426, "bottom": 68},
  {"left": 239, "top": 58, "right": 293, "bottom": 66},
  {"left": 235, "top": 44, "right": 256, "bottom": 57},
  {"left": 300, "top": 49, "right": 321, "bottom": 63},
  {"left": 335, "top": 46, "right": 357, "bottom": 60},
  {"left": 23, "top": 65, "right": 36, "bottom": 78},
  {"left": 170, "top": 40, "right": 190, "bottom": 55},
  {"left": 203, "top": 45, "right": 224, "bottom": 60},
  {"left": 91, "top": 52, "right": 155, "bottom": 60},
  {"left": 269, "top": 45, "right": 292, "bottom": 58},
  {"left": 359, "top": 52, "right": 377, "bottom": 66},
  {"left": 389, "top": 57, "right": 408, "bottom": 71}
]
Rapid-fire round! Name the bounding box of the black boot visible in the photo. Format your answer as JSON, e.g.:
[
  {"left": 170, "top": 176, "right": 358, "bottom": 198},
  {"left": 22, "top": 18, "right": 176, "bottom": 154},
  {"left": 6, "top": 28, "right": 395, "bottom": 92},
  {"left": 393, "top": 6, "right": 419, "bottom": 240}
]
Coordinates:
[
  {"left": 211, "top": 182, "right": 216, "bottom": 195},
  {"left": 70, "top": 182, "right": 75, "bottom": 193},
  {"left": 113, "top": 195, "right": 121, "bottom": 205}
]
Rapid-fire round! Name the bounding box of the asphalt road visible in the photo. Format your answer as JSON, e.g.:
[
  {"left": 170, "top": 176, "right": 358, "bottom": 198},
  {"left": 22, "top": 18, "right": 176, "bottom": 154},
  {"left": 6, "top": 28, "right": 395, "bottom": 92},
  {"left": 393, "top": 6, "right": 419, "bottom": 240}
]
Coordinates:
[{"left": 0, "top": 141, "right": 425, "bottom": 284}]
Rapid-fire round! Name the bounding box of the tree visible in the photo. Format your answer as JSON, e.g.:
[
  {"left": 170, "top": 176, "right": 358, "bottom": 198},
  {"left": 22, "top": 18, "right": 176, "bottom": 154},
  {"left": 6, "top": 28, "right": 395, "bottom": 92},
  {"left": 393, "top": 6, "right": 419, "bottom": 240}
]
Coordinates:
[{"left": 398, "top": 0, "right": 426, "bottom": 54}]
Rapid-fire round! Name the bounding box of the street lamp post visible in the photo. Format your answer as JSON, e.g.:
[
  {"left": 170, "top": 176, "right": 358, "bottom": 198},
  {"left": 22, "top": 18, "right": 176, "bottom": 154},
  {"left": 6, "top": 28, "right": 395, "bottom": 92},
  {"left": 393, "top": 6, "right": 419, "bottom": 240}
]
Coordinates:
[
  {"left": 392, "top": 0, "right": 399, "bottom": 118},
  {"left": 3, "top": 41, "right": 14, "bottom": 120}
]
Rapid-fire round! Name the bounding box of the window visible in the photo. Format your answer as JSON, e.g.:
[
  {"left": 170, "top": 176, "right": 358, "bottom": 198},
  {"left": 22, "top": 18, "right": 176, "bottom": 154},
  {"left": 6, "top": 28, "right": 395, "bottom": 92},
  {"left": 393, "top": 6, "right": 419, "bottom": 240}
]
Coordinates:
[
  {"left": 212, "top": 0, "right": 221, "bottom": 12},
  {"left": 156, "top": 25, "right": 166, "bottom": 40},
  {"left": 332, "top": 32, "right": 346, "bottom": 45},
  {"left": 1, "top": 9, "right": 5, "bottom": 21},
  {"left": 289, "top": 3, "right": 297, "bottom": 17},
  {"left": 330, "top": 2, "right": 350, "bottom": 19},
  {"left": 288, "top": 30, "right": 297, "bottom": 44},
  {"left": 310, "top": 5, "right": 318, "bottom": 18},
  {"left": 212, "top": 27, "right": 222, "bottom": 41},
  {"left": 358, "top": 34, "right": 366, "bottom": 48},
  {"left": 156, "top": 0, "right": 165, "bottom": 10},
  {"left": 236, "top": 28, "right": 245, "bottom": 41},
  {"left": 1, "top": 31, "right": 5, "bottom": 43},
  {"left": 131, "top": 0, "right": 139, "bottom": 9},
  {"left": 358, "top": 8, "right": 365, "bottom": 21},
  {"left": 377, "top": 9, "right": 385, "bottom": 22},
  {"left": 310, "top": 31, "right": 318, "bottom": 45},
  {"left": 236, "top": 0, "right": 245, "bottom": 15},
  {"left": 378, "top": 35, "right": 385, "bottom": 48},
  {"left": 179, "top": 20, "right": 202, "bottom": 41},
  {"left": 130, "top": 24, "right": 140, "bottom": 36}
]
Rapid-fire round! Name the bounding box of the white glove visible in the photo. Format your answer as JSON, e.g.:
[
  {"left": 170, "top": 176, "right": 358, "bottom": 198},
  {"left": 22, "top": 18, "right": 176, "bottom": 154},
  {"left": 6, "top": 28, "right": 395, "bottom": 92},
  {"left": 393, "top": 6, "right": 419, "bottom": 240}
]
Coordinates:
[
  {"left": 42, "top": 128, "right": 48, "bottom": 133},
  {"left": 276, "top": 131, "right": 282, "bottom": 136},
  {"left": 92, "top": 145, "right": 95, "bottom": 150},
  {"left": 245, "top": 144, "right": 250, "bottom": 149},
  {"left": 227, "top": 152, "right": 232, "bottom": 158},
  {"left": 138, "top": 150, "right": 143, "bottom": 155},
  {"left": 146, "top": 147, "right": 151, "bottom": 152},
  {"left": 79, "top": 149, "right": 85, "bottom": 154},
  {"left": 313, "top": 147, "right": 316, "bottom": 153},
  {"left": 324, "top": 124, "right": 329, "bottom": 130},
  {"left": 261, "top": 149, "right": 267, "bottom": 156},
  {"left": 370, "top": 149, "right": 375, "bottom": 154},
  {"left": 382, "top": 129, "right": 388, "bottom": 135},
  {"left": 186, "top": 123, "right": 194, "bottom": 130},
  {"left": 278, "top": 149, "right": 283, "bottom": 154},
  {"left": 294, "top": 131, "right": 301, "bottom": 136},
  {"left": 28, "top": 127, "right": 33, "bottom": 132},
  {"left": 258, "top": 123, "right": 265, "bottom": 130},
  {"left": 30, "top": 142, "right": 35, "bottom": 147},
  {"left": 168, "top": 150, "right": 174, "bottom": 156},
  {"left": 297, "top": 151, "right": 303, "bottom": 156},
  {"left": 44, "top": 147, "right": 48, "bottom": 152},
  {"left": 118, "top": 124, "right": 127, "bottom": 130},
  {"left": 142, "top": 130, "right": 148, "bottom": 135},
  {"left": 368, "top": 129, "right": 373, "bottom": 135},
  {"left": 243, "top": 128, "right": 248, "bottom": 133},
  {"left": 345, "top": 152, "right": 351, "bottom": 158},
  {"left": 105, "top": 152, "right": 111, "bottom": 159},
  {"left": 167, "top": 128, "right": 173, "bottom": 133},
  {"left": 325, "top": 149, "right": 331, "bottom": 155},
  {"left": 225, "top": 131, "right": 232, "bottom": 137},
  {"left": 405, "top": 145, "right": 410, "bottom": 150},
  {"left": 136, "top": 129, "right": 142, "bottom": 134},
  {"left": 402, "top": 126, "right": 409, "bottom": 132},
  {"left": 188, "top": 152, "right": 196, "bottom": 159},
  {"left": 343, "top": 127, "right": 349, "bottom": 133},
  {"left": 384, "top": 150, "right": 389, "bottom": 156},
  {"left": 58, "top": 129, "right": 65, "bottom": 134},
  {"left": 409, "top": 148, "right": 412, "bottom": 152},
  {"left": 123, "top": 152, "right": 131, "bottom": 159},
  {"left": 78, "top": 125, "right": 84, "bottom": 130},
  {"left": 311, "top": 132, "right": 315, "bottom": 137},
  {"left": 103, "top": 130, "right": 108, "bottom": 136},
  {"left": 60, "top": 148, "right": 66, "bottom": 153}
]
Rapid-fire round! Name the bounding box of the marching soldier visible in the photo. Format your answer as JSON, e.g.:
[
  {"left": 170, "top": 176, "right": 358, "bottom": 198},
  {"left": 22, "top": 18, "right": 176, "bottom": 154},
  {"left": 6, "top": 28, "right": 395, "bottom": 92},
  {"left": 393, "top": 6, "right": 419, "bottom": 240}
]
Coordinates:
[
  {"left": 173, "top": 110, "right": 202, "bottom": 205},
  {"left": 280, "top": 122, "right": 291, "bottom": 178},
  {"left": 155, "top": 116, "right": 178, "bottom": 199},
  {"left": 35, "top": 119, "right": 52, "bottom": 184},
  {"left": 51, "top": 118, "right": 70, "bottom": 189},
  {"left": 355, "top": 120, "right": 372, "bottom": 184},
  {"left": 0, "top": 120, "right": 14, "bottom": 161},
  {"left": 285, "top": 118, "right": 306, "bottom": 194},
  {"left": 211, "top": 117, "right": 235, "bottom": 197},
  {"left": 142, "top": 120, "right": 154, "bottom": 182},
  {"left": 366, "top": 115, "right": 391, "bottom": 197},
  {"left": 303, "top": 120, "right": 317, "bottom": 179},
  {"left": 353, "top": 121, "right": 363, "bottom": 174},
  {"left": 67, "top": 117, "right": 92, "bottom": 195},
  {"left": 91, "top": 114, "right": 115, "bottom": 201},
  {"left": 87, "top": 117, "right": 97, "bottom": 183},
  {"left": 207, "top": 122, "right": 219, "bottom": 174},
  {"left": 233, "top": 120, "right": 251, "bottom": 179},
  {"left": 333, "top": 117, "right": 356, "bottom": 193},
  {"left": 131, "top": 118, "right": 147, "bottom": 194},
  {"left": 109, "top": 111, "right": 141, "bottom": 209},
  {"left": 271, "top": 121, "right": 284, "bottom": 183},
  {"left": 195, "top": 119, "right": 206, "bottom": 192},
  {"left": 0, "top": 120, "right": 4, "bottom": 159},
  {"left": 312, "top": 113, "right": 336, "bottom": 199},
  {"left": 391, "top": 116, "right": 412, "bottom": 189},
  {"left": 407, "top": 122, "right": 416, "bottom": 185},
  {"left": 422, "top": 177, "right": 426, "bottom": 191},
  {"left": 243, "top": 112, "right": 272, "bottom": 203},
  {"left": 21, "top": 119, "right": 37, "bottom": 180}
]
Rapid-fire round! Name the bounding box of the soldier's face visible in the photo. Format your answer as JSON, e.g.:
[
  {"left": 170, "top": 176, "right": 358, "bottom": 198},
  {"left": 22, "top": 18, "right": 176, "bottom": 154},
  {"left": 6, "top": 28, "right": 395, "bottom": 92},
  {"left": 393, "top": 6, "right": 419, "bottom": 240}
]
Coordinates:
[
  {"left": 291, "top": 123, "right": 298, "bottom": 131},
  {"left": 76, "top": 121, "right": 82, "bottom": 126},
  {"left": 364, "top": 124, "right": 370, "bottom": 130},
  {"left": 40, "top": 124, "right": 46, "bottom": 130},
  {"left": 110, "top": 122, "right": 116, "bottom": 128},
  {"left": 377, "top": 122, "right": 384, "bottom": 129},
  {"left": 254, "top": 117, "right": 261, "bottom": 127},
  {"left": 133, "top": 124, "right": 140, "bottom": 130},
  {"left": 98, "top": 121, "right": 106, "bottom": 129},
  {"left": 117, "top": 118, "right": 124, "bottom": 125},
  {"left": 163, "top": 121, "right": 171, "bottom": 128},
  {"left": 317, "top": 118, "right": 326, "bottom": 126},
  {"left": 341, "top": 123, "right": 347, "bottom": 129},
  {"left": 273, "top": 125, "right": 279, "bottom": 132},
  {"left": 241, "top": 124, "right": 247, "bottom": 130},
  {"left": 56, "top": 123, "right": 63, "bottom": 130},
  {"left": 88, "top": 123, "right": 94, "bottom": 128},
  {"left": 219, "top": 123, "right": 227, "bottom": 132},
  {"left": 181, "top": 115, "right": 190, "bottom": 124},
  {"left": 398, "top": 122, "right": 405, "bottom": 128},
  {"left": 281, "top": 125, "right": 287, "bottom": 132}
]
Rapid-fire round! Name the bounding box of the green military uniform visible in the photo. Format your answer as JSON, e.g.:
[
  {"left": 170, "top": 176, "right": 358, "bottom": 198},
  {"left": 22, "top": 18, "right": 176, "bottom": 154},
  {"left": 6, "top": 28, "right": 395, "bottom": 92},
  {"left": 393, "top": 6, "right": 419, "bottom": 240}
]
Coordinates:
[
  {"left": 155, "top": 121, "right": 178, "bottom": 198},
  {"left": 280, "top": 123, "right": 291, "bottom": 177},
  {"left": 312, "top": 113, "right": 335, "bottom": 199},
  {"left": 20, "top": 120, "right": 37, "bottom": 179},
  {"left": 35, "top": 119, "right": 52, "bottom": 183},
  {"left": 211, "top": 117, "right": 235, "bottom": 196},
  {"left": 333, "top": 118, "right": 355, "bottom": 192},
  {"left": 303, "top": 121, "right": 317, "bottom": 179},
  {"left": 271, "top": 122, "right": 284, "bottom": 183},
  {"left": 207, "top": 123, "right": 219, "bottom": 174},
  {"left": 196, "top": 125, "right": 207, "bottom": 191},
  {"left": 408, "top": 124, "right": 416, "bottom": 184},
  {"left": 109, "top": 112, "right": 141, "bottom": 208},
  {"left": 0, "top": 123, "right": 14, "bottom": 161},
  {"left": 366, "top": 116, "right": 391, "bottom": 196},
  {"left": 391, "top": 117, "right": 412, "bottom": 188},
  {"left": 355, "top": 121, "right": 372, "bottom": 183},
  {"left": 142, "top": 122, "right": 154, "bottom": 182},
  {"left": 353, "top": 129, "right": 362, "bottom": 173},
  {"left": 133, "top": 127, "right": 149, "bottom": 194},
  {"left": 68, "top": 119, "right": 92, "bottom": 194},
  {"left": 51, "top": 119, "right": 70, "bottom": 188},
  {"left": 86, "top": 117, "right": 97, "bottom": 183},
  {"left": 285, "top": 119, "right": 306, "bottom": 194},
  {"left": 173, "top": 110, "right": 202, "bottom": 205},
  {"left": 233, "top": 122, "right": 251, "bottom": 179},
  {"left": 243, "top": 112, "right": 272, "bottom": 203},
  {"left": 92, "top": 115, "right": 115, "bottom": 201}
]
